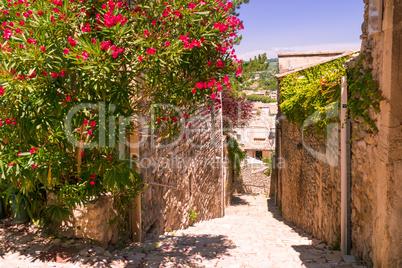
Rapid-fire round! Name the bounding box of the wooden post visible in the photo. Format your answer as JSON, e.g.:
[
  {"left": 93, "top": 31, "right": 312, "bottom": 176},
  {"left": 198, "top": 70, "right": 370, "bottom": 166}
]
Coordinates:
[
  {"left": 341, "top": 76, "right": 351, "bottom": 255},
  {"left": 130, "top": 130, "right": 141, "bottom": 242}
]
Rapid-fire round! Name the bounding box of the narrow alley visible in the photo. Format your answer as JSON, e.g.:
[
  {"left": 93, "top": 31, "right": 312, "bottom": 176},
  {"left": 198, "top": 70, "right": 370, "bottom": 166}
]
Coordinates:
[{"left": 0, "top": 194, "right": 367, "bottom": 268}]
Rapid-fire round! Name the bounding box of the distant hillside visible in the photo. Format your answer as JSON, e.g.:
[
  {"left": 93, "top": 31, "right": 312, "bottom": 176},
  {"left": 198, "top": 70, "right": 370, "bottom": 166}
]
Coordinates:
[{"left": 232, "top": 57, "right": 279, "bottom": 92}]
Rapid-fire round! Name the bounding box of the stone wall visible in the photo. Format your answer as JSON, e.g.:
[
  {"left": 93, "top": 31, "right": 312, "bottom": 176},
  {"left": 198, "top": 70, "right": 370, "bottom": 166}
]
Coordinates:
[
  {"left": 48, "top": 194, "right": 121, "bottom": 246},
  {"left": 239, "top": 161, "right": 270, "bottom": 194},
  {"left": 139, "top": 106, "right": 227, "bottom": 239},
  {"left": 349, "top": 0, "right": 402, "bottom": 266},
  {"left": 276, "top": 122, "right": 342, "bottom": 245},
  {"left": 272, "top": 1, "right": 402, "bottom": 267},
  {"left": 50, "top": 105, "right": 230, "bottom": 245}
]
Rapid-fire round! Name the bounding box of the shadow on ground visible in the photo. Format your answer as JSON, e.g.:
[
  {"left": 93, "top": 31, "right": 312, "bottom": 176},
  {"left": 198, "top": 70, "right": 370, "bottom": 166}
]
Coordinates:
[
  {"left": 0, "top": 217, "right": 90, "bottom": 265},
  {"left": 141, "top": 234, "right": 236, "bottom": 266},
  {"left": 265, "top": 197, "right": 364, "bottom": 268},
  {"left": 230, "top": 194, "right": 250, "bottom": 206}
]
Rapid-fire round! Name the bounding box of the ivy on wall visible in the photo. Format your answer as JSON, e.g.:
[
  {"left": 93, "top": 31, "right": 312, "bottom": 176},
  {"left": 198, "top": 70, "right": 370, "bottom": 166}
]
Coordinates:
[
  {"left": 347, "top": 55, "right": 383, "bottom": 133},
  {"left": 227, "top": 138, "right": 246, "bottom": 177},
  {"left": 279, "top": 54, "right": 383, "bottom": 136},
  {"left": 279, "top": 56, "right": 349, "bottom": 136}
]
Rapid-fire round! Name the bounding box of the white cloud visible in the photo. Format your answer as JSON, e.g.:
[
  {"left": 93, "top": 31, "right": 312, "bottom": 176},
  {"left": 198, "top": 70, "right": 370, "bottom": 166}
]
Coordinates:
[{"left": 237, "top": 42, "right": 361, "bottom": 60}]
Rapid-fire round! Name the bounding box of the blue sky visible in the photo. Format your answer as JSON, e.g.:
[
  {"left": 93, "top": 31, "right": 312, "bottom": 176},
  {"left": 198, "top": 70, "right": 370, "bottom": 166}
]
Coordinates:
[{"left": 235, "top": 0, "right": 365, "bottom": 60}]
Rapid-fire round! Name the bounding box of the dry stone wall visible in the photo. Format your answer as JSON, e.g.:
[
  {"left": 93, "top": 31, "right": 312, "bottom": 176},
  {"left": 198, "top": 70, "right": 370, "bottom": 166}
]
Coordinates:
[
  {"left": 139, "top": 106, "right": 225, "bottom": 239},
  {"left": 277, "top": 122, "right": 342, "bottom": 246},
  {"left": 239, "top": 162, "right": 270, "bottom": 194},
  {"left": 48, "top": 194, "right": 121, "bottom": 246}
]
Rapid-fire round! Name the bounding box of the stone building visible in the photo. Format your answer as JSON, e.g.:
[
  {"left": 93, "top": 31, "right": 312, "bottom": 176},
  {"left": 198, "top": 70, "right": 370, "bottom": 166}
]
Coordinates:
[
  {"left": 235, "top": 114, "right": 275, "bottom": 160},
  {"left": 270, "top": 0, "right": 402, "bottom": 267}
]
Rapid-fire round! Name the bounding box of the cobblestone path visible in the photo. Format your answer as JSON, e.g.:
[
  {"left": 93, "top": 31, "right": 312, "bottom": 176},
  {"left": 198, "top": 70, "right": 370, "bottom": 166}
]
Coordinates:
[{"left": 0, "top": 194, "right": 366, "bottom": 268}]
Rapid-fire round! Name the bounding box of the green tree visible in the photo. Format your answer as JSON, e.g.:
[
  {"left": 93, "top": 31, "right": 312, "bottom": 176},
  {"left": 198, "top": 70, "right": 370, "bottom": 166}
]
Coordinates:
[
  {"left": 246, "top": 94, "right": 276, "bottom": 103},
  {"left": 237, "top": 53, "right": 270, "bottom": 83}
]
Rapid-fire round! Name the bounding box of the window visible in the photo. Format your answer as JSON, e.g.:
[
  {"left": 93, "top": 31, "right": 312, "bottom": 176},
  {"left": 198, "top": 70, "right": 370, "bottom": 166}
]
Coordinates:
[{"left": 256, "top": 151, "right": 263, "bottom": 160}]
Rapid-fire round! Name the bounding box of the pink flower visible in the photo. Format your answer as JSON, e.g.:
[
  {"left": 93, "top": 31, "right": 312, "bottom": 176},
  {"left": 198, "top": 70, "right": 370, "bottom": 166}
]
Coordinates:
[
  {"left": 216, "top": 60, "right": 224, "bottom": 68},
  {"left": 40, "top": 46, "right": 46, "bottom": 52},
  {"left": 0, "top": 87, "right": 4, "bottom": 95},
  {"left": 51, "top": 72, "right": 58, "bottom": 78},
  {"left": 32, "top": 164, "right": 38, "bottom": 169},
  {"left": 156, "top": 119, "right": 162, "bottom": 124},
  {"left": 60, "top": 71, "right": 65, "bottom": 77},
  {"left": 90, "top": 181, "right": 95, "bottom": 185},
  {"left": 223, "top": 75, "right": 229, "bottom": 84},
  {"left": 88, "top": 129, "right": 93, "bottom": 135},
  {"left": 63, "top": 48, "right": 69, "bottom": 54},
  {"left": 53, "top": 8, "right": 60, "bottom": 13},
  {"left": 90, "top": 174, "right": 96, "bottom": 180},
  {"left": 19, "top": 21, "right": 24, "bottom": 26},
  {"left": 112, "top": 52, "right": 118, "bottom": 58},
  {"left": 165, "top": 41, "right": 170, "bottom": 47},
  {"left": 196, "top": 82, "right": 204, "bottom": 89},
  {"left": 82, "top": 23, "right": 90, "bottom": 32},
  {"left": 91, "top": 38, "right": 97, "bottom": 44},
  {"left": 146, "top": 48, "right": 157, "bottom": 55},
  {"left": 51, "top": 16, "right": 55, "bottom": 22},
  {"left": 38, "top": 11, "right": 43, "bottom": 16},
  {"left": 68, "top": 36, "right": 76, "bottom": 47},
  {"left": 3, "top": 28, "right": 12, "bottom": 39},
  {"left": 18, "top": 152, "right": 22, "bottom": 157},
  {"left": 100, "top": 40, "right": 111, "bottom": 50},
  {"left": 216, "top": 82, "right": 222, "bottom": 91},
  {"left": 82, "top": 51, "right": 89, "bottom": 59},
  {"left": 236, "top": 66, "right": 242, "bottom": 75},
  {"left": 138, "top": 55, "right": 143, "bottom": 62},
  {"left": 191, "top": 89, "right": 197, "bottom": 94},
  {"left": 43, "top": 71, "right": 48, "bottom": 76},
  {"left": 143, "top": 30, "right": 150, "bottom": 36},
  {"left": 90, "top": 121, "right": 96, "bottom": 127},
  {"left": 83, "top": 119, "right": 88, "bottom": 125},
  {"left": 80, "top": 152, "right": 84, "bottom": 156},
  {"left": 211, "top": 93, "right": 216, "bottom": 99}
]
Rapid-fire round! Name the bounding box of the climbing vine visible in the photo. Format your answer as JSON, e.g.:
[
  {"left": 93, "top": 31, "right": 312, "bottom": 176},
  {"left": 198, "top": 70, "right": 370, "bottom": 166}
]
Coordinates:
[
  {"left": 279, "top": 56, "right": 349, "bottom": 136},
  {"left": 347, "top": 55, "right": 383, "bottom": 133},
  {"left": 227, "top": 138, "right": 246, "bottom": 177},
  {"left": 279, "top": 54, "right": 383, "bottom": 136}
]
